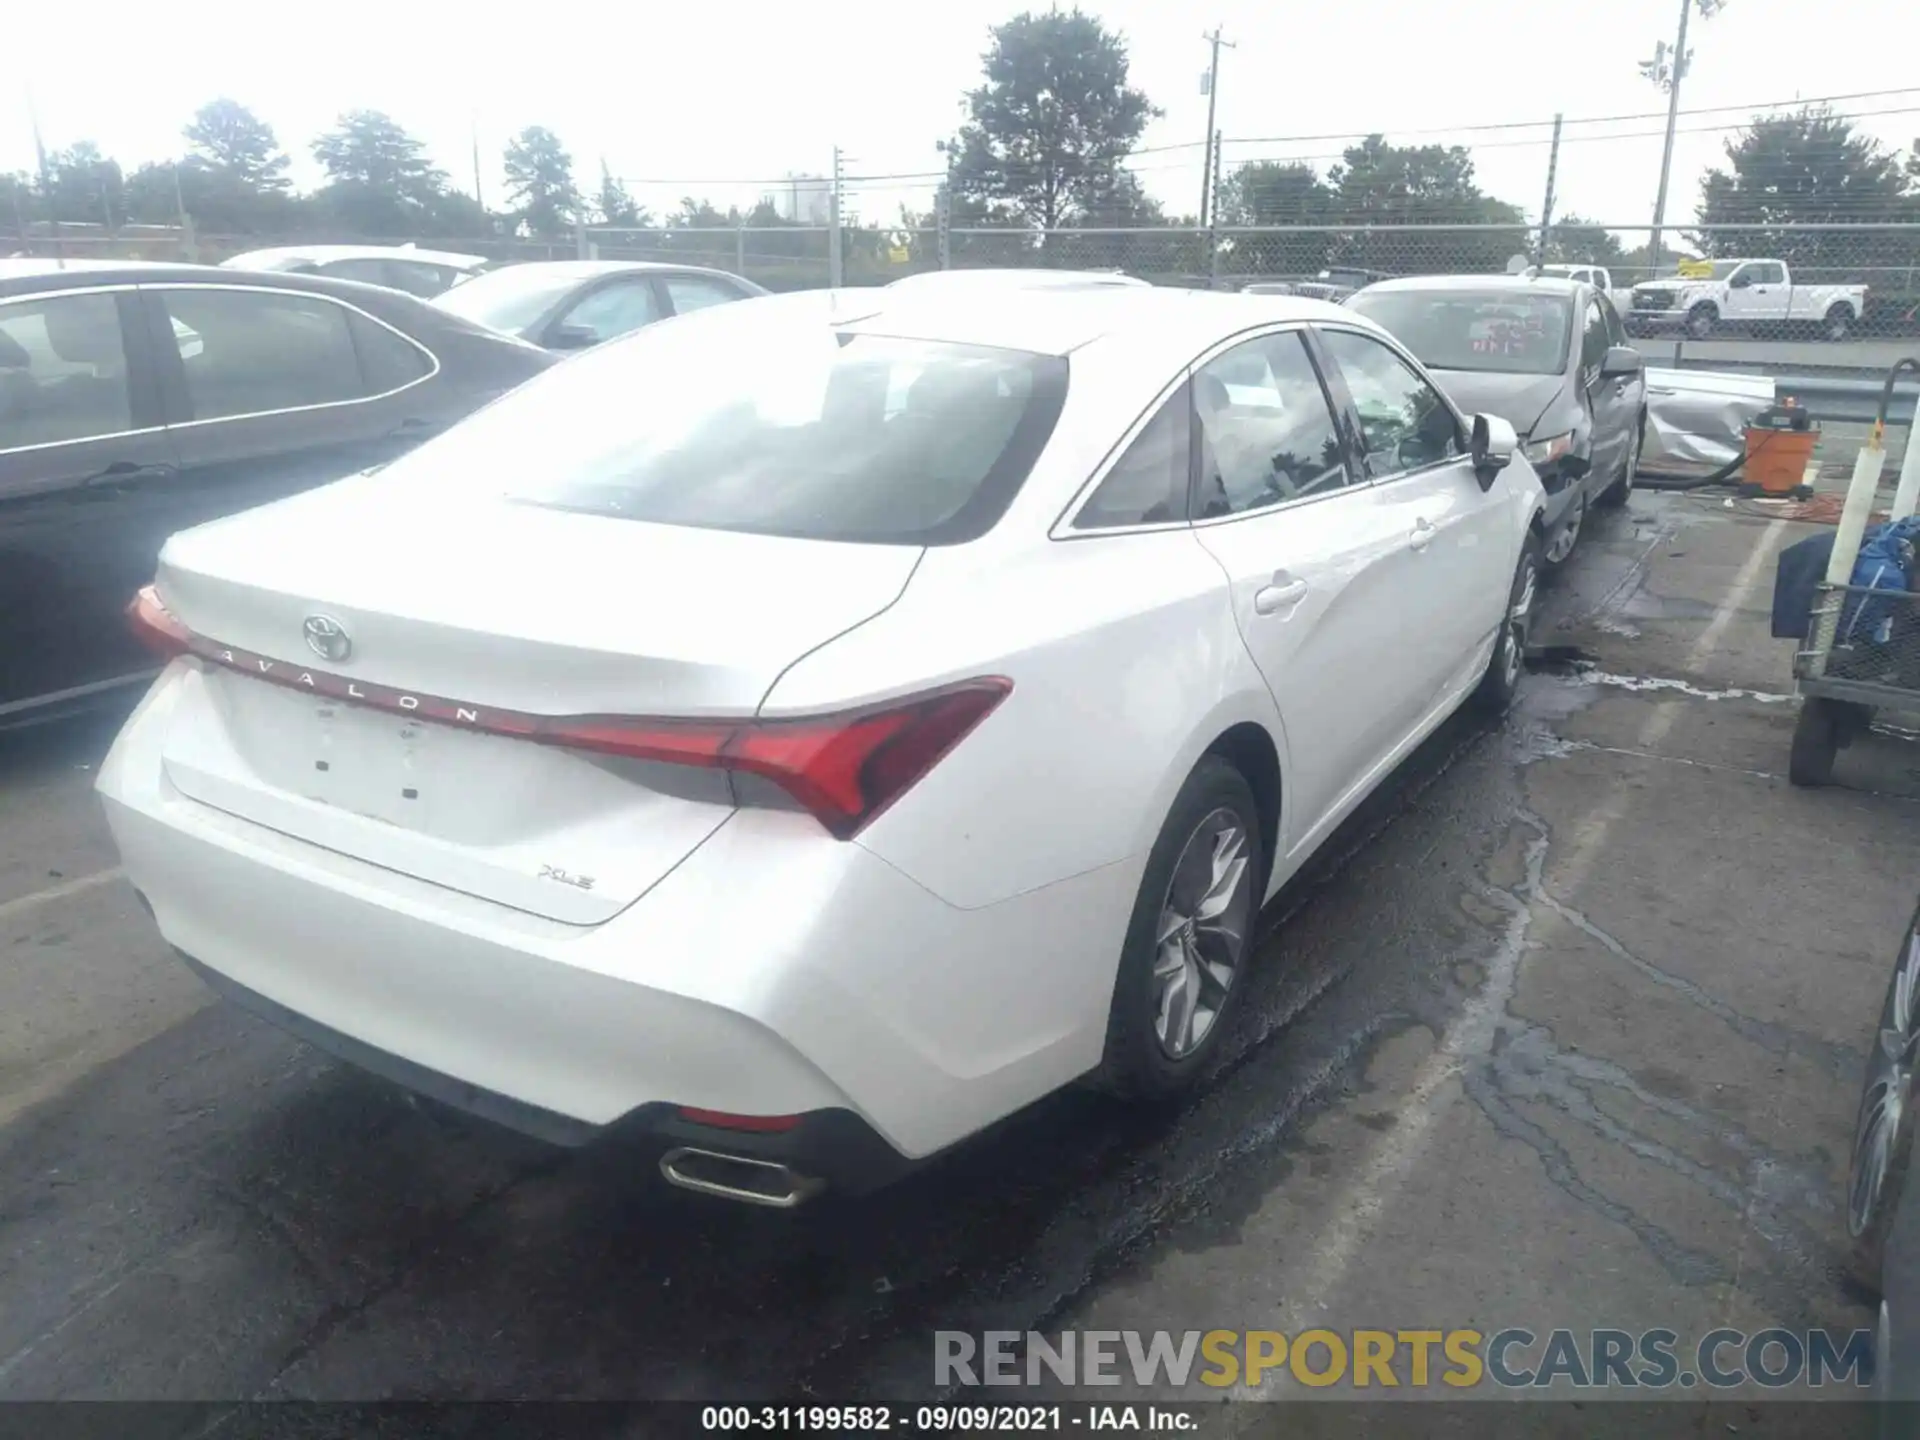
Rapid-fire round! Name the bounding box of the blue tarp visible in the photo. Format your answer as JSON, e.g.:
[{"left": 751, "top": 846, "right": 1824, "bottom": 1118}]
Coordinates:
[
  {"left": 1841, "top": 516, "right": 1920, "bottom": 645},
  {"left": 1772, "top": 518, "right": 1920, "bottom": 642}
]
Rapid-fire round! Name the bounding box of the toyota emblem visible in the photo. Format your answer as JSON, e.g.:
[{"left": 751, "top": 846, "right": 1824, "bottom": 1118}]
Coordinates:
[{"left": 302, "top": 614, "right": 352, "bottom": 663}]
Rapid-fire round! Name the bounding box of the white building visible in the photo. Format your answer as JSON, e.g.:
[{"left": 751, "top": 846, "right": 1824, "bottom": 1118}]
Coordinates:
[{"left": 766, "top": 174, "right": 833, "bottom": 226}]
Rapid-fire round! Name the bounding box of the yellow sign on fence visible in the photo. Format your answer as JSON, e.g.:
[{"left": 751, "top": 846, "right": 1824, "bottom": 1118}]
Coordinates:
[{"left": 1675, "top": 257, "right": 1713, "bottom": 278}]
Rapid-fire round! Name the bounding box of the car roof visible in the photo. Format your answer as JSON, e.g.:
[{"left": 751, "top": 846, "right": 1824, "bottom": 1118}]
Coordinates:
[
  {"left": 885, "top": 268, "right": 1150, "bottom": 290},
  {"left": 1357, "top": 273, "right": 1586, "bottom": 297},
  {"left": 220, "top": 244, "right": 488, "bottom": 268},
  {"left": 0, "top": 258, "right": 452, "bottom": 303},
  {"left": 468, "top": 260, "right": 744, "bottom": 281},
  {"left": 809, "top": 283, "right": 1373, "bottom": 359}
]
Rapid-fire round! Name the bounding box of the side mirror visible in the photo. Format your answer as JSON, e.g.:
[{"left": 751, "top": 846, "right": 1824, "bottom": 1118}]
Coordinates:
[
  {"left": 1470, "top": 413, "right": 1517, "bottom": 492},
  {"left": 547, "top": 322, "right": 599, "bottom": 351},
  {"left": 1729, "top": 272, "right": 1752, "bottom": 289},
  {"left": 1599, "top": 345, "right": 1643, "bottom": 378}
]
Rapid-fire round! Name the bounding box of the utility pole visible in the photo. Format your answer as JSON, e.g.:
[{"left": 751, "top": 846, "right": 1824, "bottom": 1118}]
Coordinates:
[
  {"left": 1534, "top": 113, "right": 1564, "bottom": 266},
  {"left": 934, "top": 139, "right": 955, "bottom": 271},
  {"left": 171, "top": 162, "right": 197, "bottom": 263},
  {"left": 829, "top": 146, "right": 844, "bottom": 288},
  {"left": 26, "top": 87, "right": 62, "bottom": 263},
  {"left": 1198, "top": 27, "right": 1235, "bottom": 228},
  {"left": 1644, "top": 0, "right": 1723, "bottom": 273},
  {"left": 1648, "top": 0, "right": 1690, "bottom": 275},
  {"left": 1208, "top": 128, "right": 1225, "bottom": 287},
  {"left": 471, "top": 118, "right": 485, "bottom": 212}
]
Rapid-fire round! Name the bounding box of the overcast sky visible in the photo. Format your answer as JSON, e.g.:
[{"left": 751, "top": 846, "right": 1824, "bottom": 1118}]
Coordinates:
[{"left": 8, "top": 0, "right": 1918, "bottom": 235}]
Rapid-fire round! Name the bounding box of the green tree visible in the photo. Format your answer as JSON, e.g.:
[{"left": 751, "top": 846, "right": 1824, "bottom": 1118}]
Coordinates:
[
  {"left": 1061, "top": 169, "right": 1195, "bottom": 276},
  {"left": 1325, "top": 136, "right": 1526, "bottom": 273},
  {"left": 1695, "top": 108, "right": 1911, "bottom": 278},
  {"left": 1216, "top": 161, "right": 1335, "bottom": 277},
  {"left": 1543, "top": 214, "right": 1626, "bottom": 269},
  {"left": 312, "top": 110, "right": 446, "bottom": 200},
  {"left": 184, "top": 99, "right": 290, "bottom": 194},
  {"left": 503, "top": 125, "right": 581, "bottom": 239},
  {"left": 948, "top": 7, "right": 1159, "bottom": 231},
  {"left": 43, "top": 142, "right": 124, "bottom": 228},
  {"left": 594, "top": 161, "right": 647, "bottom": 228},
  {"left": 311, "top": 111, "right": 450, "bottom": 236}
]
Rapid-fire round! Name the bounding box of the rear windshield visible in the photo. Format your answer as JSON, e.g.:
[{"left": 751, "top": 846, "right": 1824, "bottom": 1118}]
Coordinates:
[
  {"left": 1345, "top": 288, "right": 1574, "bottom": 377},
  {"left": 385, "top": 294, "right": 1069, "bottom": 545}
]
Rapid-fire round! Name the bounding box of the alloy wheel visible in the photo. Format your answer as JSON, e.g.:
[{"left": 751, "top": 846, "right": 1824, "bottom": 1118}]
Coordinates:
[
  {"left": 1152, "top": 811, "right": 1254, "bottom": 1060},
  {"left": 1850, "top": 928, "right": 1920, "bottom": 1237}
]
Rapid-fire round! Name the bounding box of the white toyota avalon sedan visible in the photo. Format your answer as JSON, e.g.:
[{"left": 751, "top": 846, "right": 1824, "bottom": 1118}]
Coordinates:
[{"left": 98, "top": 285, "right": 1545, "bottom": 1207}]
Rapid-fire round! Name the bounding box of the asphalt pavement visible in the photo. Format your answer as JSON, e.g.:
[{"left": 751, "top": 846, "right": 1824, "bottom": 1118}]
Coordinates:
[{"left": 2, "top": 491, "right": 1916, "bottom": 1436}]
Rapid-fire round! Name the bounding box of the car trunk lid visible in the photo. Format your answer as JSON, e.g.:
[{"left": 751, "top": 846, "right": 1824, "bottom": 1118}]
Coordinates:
[{"left": 152, "top": 481, "right": 922, "bottom": 923}]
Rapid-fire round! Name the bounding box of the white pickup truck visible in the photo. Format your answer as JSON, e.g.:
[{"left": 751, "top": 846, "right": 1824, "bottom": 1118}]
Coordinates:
[{"left": 1626, "top": 258, "right": 1866, "bottom": 341}]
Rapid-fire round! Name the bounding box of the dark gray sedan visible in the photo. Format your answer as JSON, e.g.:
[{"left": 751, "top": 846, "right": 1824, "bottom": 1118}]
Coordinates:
[
  {"left": 1345, "top": 274, "right": 1646, "bottom": 569},
  {"left": 432, "top": 260, "right": 769, "bottom": 352}
]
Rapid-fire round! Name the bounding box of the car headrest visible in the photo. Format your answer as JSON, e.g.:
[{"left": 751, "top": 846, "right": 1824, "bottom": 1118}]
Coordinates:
[{"left": 42, "top": 301, "right": 123, "bottom": 365}]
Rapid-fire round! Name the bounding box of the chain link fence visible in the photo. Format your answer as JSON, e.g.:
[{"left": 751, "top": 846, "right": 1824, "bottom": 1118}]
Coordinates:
[{"left": 16, "top": 216, "right": 1920, "bottom": 338}]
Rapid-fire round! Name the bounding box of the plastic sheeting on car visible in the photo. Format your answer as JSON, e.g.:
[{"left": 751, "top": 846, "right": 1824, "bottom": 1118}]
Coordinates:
[{"left": 1639, "top": 366, "right": 1776, "bottom": 478}]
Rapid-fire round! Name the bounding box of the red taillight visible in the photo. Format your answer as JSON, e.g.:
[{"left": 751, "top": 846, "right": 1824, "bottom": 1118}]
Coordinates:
[
  {"left": 126, "top": 596, "right": 1007, "bottom": 841},
  {"left": 127, "top": 585, "right": 191, "bottom": 660},
  {"left": 545, "top": 678, "right": 1012, "bottom": 839},
  {"left": 675, "top": 1107, "right": 804, "bottom": 1133}
]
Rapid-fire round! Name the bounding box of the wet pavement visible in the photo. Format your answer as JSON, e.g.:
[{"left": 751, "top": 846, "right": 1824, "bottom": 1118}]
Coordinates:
[{"left": 2, "top": 490, "right": 1917, "bottom": 1433}]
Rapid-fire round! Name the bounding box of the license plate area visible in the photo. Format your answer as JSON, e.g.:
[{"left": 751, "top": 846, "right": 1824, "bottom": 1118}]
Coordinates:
[{"left": 304, "top": 698, "right": 437, "bottom": 828}]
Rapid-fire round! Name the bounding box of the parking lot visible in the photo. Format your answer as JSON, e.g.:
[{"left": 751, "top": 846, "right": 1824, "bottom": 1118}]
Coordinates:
[{"left": 2, "top": 474, "right": 1915, "bottom": 1427}]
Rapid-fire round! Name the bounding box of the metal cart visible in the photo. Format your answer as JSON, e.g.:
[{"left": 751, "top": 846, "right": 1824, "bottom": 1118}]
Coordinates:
[
  {"left": 1786, "top": 361, "right": 1920, "bottom": 786},
  {"left": 1792, "top": 582, "right": 1920, "bottom": 784}
]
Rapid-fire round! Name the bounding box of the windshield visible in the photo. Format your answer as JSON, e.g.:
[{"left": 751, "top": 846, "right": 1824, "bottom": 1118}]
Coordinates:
[
  {"left": 431, "top": 266, "right": 585, "bottom": 335},
  {"left": 1344, "top": 289, "right": 1574, "bottom": 377},
  {"left": 379, "top": 294, "right": 1069, "bottom": 545}
]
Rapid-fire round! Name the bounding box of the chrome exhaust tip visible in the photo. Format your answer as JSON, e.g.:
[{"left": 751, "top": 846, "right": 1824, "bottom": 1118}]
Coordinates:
[{"left": 659, "top": 1146, "right": 825, "bottom": 1208}]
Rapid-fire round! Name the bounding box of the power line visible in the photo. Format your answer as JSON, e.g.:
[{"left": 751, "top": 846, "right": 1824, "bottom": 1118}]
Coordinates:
[{"left": 1222, "top": 86, "right": 1920, "bottom": 148}]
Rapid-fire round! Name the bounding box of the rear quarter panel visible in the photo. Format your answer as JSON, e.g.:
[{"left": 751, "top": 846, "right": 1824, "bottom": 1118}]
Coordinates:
[{"left": 759, "top": 530, "right": 1286, "bottom": 914}]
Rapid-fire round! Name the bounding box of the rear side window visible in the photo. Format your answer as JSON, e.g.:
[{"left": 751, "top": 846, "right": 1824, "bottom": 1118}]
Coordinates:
[
  {"left": 348, "top": 311, "right": 433, "bottom": 393},
  {"left": 384, "top": 260, "right": 459, "bottom": 298},
  {"left": 1073, "top": 381, "right": 1192, "bottom": 530},
  {"left": 159, "top": 289, "right": 363, "bottom": 421},
  {"left": 665, "top": 275, "right": 749, "bottom": 315},
  {"left": 0, "top": 293, "right": 134, "bottom": 451},
  {"left": 378, "top": 298, "right": 1070, "bottom": 545},
  {"left": 323, "top": 258, "right": 391, "bottom": 286}
]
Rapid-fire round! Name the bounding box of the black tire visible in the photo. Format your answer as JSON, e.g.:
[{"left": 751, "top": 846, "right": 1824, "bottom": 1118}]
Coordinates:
[
  {"left": 1846, "top": 897, "right": 1920, "bottom": 1298},
  {"left": 1094, "top": 756, "right": 1265, "bottom": 1100},
  {"left": 1598, "top": 421, "right": 1643, "bottom": 508},
  {"left": 1686, "top": 303, "right": 1717, "bottom": 340},
  {"left": 1789, "top": 697, "right": 1841, "bottom": 786},
  {"left": 1825, "top": 304, "right": 1854, "bottom": 342},
  {"left": 1472, "top": 536, "right": 1540, "bottom": 716}
]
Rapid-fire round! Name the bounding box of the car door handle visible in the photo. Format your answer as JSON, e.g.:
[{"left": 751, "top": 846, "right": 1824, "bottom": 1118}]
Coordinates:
[
  {"left": 1408, "top": 518, "right": 1436, "bottom": 552},
  {"left": 1253, "top": 577, "right": 1308, "bottom": 615}
]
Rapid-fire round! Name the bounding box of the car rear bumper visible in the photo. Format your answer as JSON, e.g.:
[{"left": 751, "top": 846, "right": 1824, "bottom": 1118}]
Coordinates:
[{"left": 96, "top": 670, "right": 1125, "bottom": 1174}]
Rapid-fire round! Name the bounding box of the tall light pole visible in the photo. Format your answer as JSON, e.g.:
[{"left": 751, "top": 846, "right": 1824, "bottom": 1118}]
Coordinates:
[
  {"left": 1642, "top": 0, "right": 1726, "bottom": 274},
  {"left": 1199, "top": 27, "right": 1235, "bottom": 227}
]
